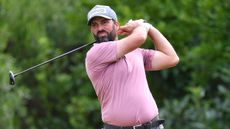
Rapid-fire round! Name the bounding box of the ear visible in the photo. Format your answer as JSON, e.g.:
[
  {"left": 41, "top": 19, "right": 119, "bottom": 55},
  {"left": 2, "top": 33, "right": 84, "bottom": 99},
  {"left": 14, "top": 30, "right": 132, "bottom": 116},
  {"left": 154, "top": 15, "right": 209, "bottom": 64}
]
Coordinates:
[{"left": 114, "top": 21, "right": 120, "bottom": 31}]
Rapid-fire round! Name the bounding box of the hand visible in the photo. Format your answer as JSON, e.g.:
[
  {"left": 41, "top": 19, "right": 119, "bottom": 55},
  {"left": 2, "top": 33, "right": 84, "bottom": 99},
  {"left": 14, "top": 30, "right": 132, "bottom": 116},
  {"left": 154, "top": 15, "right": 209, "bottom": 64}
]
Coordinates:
[{"left": 117, "top": 19, "right": 145, "bottom": 36}]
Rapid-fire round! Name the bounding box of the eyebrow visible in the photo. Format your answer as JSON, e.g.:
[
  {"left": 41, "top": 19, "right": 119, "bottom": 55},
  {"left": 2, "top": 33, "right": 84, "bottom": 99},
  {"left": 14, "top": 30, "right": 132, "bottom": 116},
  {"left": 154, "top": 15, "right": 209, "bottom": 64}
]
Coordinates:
[{"left": 90, "top": 18, "right": 112, "bottom": 25}]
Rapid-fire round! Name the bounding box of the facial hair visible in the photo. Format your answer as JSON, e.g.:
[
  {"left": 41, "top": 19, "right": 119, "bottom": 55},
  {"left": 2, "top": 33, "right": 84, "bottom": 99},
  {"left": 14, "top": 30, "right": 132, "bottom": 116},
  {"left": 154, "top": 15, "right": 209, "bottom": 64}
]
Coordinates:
[{"left": 94, "top": 25, "right": 116, "bottom": 43}]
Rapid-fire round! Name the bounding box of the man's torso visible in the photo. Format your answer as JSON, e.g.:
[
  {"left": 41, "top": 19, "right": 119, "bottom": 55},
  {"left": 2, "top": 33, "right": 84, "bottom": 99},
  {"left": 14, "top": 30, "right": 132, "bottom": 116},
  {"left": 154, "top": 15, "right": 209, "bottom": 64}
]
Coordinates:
[{"left": 85, "top": 42, "right": 158, "bottom": 126}]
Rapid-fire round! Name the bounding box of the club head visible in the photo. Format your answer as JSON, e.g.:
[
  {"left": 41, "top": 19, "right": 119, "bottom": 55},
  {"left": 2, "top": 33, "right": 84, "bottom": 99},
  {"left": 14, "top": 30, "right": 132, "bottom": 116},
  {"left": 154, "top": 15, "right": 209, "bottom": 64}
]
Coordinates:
[{"left": 9, "top": 71, "right": 16, "bottom": 85}]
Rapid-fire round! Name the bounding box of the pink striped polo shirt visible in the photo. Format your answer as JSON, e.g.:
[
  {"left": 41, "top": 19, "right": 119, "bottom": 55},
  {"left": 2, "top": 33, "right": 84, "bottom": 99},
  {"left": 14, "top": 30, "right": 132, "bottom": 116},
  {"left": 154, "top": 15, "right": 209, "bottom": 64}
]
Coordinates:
[{"left": 85, "top": 41, "right": 158, "bottom": 126}]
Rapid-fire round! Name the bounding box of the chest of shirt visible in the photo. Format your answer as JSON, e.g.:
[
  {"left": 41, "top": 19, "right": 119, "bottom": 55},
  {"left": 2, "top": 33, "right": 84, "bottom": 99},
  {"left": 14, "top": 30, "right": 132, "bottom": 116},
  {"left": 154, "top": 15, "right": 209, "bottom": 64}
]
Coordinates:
[{"left": 109, "top": 50, "right": 145, "bottom": 75}]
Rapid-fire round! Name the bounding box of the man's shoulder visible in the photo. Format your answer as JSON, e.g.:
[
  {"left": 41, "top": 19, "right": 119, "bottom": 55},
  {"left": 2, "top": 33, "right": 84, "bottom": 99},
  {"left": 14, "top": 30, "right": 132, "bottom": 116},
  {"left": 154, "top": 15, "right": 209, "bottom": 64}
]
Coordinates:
[
  {"left": 87, "top": 41, "right": 116, "bottom": 54},
  {"left": 86, "top": 41, "right": 117, "bottom": 60}
]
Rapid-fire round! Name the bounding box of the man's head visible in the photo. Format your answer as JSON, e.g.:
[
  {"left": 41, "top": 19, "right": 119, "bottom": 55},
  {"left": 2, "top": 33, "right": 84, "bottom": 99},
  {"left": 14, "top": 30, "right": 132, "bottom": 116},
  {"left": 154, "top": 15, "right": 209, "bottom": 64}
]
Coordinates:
[
  {"left": 87, "top": 5, "right": 119, "bottom": 43},
  {"left": 87, "top": 5, "right": 117, "bottom": 25}
]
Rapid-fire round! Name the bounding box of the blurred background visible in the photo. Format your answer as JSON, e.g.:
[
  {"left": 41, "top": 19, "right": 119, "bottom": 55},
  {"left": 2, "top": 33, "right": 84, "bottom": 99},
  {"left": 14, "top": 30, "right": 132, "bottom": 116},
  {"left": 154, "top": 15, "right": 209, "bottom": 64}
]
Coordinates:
[{"left": 0, "top": 0, "right": 229, "bottom": 129}]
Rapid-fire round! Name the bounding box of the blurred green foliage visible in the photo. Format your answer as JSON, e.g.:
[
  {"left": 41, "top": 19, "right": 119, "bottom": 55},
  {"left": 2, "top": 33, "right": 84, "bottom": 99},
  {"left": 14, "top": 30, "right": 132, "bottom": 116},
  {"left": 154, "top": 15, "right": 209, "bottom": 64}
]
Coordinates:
[{"left": 0, "top": 0, "right": 229, "bottom": 129}]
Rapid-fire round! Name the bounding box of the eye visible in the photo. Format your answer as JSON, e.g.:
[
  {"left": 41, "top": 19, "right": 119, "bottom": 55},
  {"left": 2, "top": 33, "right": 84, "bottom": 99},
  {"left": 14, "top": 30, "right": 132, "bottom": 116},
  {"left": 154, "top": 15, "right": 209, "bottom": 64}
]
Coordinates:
[
  {"left": 102, "top": 19, "right": 110, "bottom": 25},
  {"left": 90, "top": 22, "right": 97, "bottom": 27}
]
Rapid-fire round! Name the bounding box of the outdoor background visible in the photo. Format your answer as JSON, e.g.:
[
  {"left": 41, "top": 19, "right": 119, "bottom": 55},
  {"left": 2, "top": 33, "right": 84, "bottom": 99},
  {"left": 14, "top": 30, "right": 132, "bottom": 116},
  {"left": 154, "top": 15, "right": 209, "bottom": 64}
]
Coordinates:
[{"left": 0, "top": 0, "right": 229, "bottom": 129}]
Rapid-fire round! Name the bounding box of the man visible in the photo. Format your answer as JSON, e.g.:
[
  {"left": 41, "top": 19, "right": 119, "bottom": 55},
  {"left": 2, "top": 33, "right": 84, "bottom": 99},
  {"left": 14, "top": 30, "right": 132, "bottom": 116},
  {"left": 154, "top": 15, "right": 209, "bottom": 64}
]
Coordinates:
[{"left": 85, "top": 5, "right": 179, "bottom": 129}]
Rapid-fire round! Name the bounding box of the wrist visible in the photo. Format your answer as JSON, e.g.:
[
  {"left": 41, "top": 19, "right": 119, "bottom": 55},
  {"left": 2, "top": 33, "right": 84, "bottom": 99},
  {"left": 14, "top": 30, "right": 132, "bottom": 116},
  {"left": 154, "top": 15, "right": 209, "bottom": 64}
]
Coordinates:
[{"left": 141, "top": 22, "right": 152, "bottom": 32}]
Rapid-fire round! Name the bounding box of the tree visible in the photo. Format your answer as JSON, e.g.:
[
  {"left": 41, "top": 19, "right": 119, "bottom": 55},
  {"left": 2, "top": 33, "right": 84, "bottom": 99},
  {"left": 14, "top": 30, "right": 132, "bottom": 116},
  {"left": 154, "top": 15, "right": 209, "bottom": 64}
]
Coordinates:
[{"left": 0, "top": 0, "right": 229, "bottom": 128}]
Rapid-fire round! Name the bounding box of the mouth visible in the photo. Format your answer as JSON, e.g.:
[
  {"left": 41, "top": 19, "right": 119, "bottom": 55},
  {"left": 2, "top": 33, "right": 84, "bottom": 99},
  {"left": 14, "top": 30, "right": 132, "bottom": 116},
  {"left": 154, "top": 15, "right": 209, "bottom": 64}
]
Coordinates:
[
  {"left": 97, "top": 31, "right": 108, "bottom": 37},
  {"left": 98, "top": 33, "right": 107, "bottom": 37}
]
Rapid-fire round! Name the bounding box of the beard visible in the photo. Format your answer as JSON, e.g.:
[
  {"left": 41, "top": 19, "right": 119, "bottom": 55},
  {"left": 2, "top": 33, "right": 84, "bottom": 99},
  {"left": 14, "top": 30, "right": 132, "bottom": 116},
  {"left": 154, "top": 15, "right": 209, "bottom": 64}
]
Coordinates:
[{"left": 94, "top": 26, "right": 116, "bottom": 43}]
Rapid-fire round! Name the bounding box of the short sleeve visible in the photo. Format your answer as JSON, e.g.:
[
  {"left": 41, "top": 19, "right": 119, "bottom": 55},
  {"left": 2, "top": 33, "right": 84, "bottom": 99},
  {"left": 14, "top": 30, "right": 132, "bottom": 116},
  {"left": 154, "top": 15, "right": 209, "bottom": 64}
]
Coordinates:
[
  {"left": 140, "top": 48, "right": 155, "bottom": 70},
  {"left": 86, "top": 41, "right": 117, "bottom": 72}
]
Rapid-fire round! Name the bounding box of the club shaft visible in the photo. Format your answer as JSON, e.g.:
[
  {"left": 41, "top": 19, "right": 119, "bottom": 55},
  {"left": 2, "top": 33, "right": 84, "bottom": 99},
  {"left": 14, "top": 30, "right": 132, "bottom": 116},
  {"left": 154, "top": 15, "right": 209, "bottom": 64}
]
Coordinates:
[{"left": 14, "top": 42, "right": 94, "bottom": 77}]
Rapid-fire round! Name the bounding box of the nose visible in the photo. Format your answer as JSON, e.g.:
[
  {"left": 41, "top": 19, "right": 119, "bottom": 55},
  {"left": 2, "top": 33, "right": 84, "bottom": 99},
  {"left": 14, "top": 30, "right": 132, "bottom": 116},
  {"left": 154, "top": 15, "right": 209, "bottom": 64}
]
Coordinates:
[{"left": 97, "top": 24, "right": 104, "bottom": 31}]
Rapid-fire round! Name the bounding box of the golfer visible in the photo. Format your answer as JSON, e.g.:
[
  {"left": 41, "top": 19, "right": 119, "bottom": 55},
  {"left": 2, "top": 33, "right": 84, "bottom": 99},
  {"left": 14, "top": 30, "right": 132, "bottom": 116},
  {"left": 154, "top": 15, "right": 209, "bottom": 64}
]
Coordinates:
[{"left": 85, "top": 5, "right": 179, "bottom": 129}]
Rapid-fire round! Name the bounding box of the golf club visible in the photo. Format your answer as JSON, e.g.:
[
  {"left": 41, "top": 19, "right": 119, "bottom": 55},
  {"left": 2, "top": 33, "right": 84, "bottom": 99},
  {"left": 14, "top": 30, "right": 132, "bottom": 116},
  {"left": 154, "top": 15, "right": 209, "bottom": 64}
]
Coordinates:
[{"left": 9, "top": 42, "right": 94, "bottom": 85}]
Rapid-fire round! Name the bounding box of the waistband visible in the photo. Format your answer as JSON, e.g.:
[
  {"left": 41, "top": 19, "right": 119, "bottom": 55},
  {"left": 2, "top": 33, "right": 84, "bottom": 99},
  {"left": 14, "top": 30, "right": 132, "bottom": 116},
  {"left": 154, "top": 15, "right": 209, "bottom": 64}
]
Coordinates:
[{"left": 103, "top": 115, "right": 165, "bottom": 129}]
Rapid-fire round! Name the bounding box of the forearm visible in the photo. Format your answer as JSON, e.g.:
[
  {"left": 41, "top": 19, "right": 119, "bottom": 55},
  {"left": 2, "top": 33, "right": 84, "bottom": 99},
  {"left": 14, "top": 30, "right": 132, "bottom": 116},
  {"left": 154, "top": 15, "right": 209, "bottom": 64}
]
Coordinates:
[
  {"left": 131, "top": 25, "right": 148, "bottom": 42},
  {"left": 116, "top": 21, "right": 148, "bottom": 58},
  {"left": 121, "top": 25, "right": 148, "bottom": 51},
  {"left": 148, "top": 25, "right": 178, "bottom": 58}
]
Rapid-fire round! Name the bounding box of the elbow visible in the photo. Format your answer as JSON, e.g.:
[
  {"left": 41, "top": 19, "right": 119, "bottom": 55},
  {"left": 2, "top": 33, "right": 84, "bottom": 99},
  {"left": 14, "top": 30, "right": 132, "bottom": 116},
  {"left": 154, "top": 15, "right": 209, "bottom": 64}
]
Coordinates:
[
  {"left": 171, "top": 55, "right": 180, "bottom": 66},
  {"left": 132, "top": 26, "right": 148, "bottom": 46},
  {"left": 139, "top": 34, "right": 147, "bottom": 44},
  {"left": 135, "top": 32, "right": 147, "bottom": 45}
]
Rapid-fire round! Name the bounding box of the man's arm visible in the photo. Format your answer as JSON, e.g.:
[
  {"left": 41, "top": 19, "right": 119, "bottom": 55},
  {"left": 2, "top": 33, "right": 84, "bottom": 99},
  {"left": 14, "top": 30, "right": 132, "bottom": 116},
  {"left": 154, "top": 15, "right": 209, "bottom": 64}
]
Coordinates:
[
  {"left": 147, "top": 24, "right": 179, "bottom": 70},
  {"left": 116, "top": 20, "right": 149, "bottom": 59}
]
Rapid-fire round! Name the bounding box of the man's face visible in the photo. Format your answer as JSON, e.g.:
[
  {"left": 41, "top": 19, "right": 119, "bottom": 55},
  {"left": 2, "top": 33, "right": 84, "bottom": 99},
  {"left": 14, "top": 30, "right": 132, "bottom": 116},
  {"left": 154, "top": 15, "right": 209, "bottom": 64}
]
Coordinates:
[{"left": 90, "top": 17, "right": 119, "bottom": 43}]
